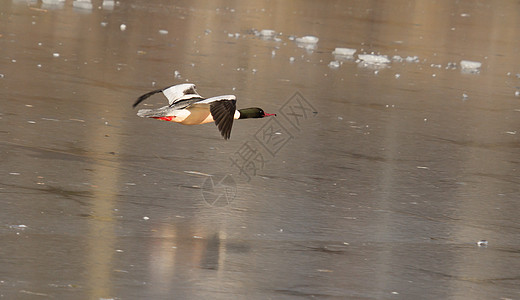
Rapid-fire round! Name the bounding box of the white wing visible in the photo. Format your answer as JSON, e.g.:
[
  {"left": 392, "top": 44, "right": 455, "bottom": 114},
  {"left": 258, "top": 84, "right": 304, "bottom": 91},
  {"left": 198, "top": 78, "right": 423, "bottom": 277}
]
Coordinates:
[
  {"left": 192, "top": 95, "right": 236, "bottom": 105},
  {"left": 162, "top": 83, "right": 201, "bottom": 105}
]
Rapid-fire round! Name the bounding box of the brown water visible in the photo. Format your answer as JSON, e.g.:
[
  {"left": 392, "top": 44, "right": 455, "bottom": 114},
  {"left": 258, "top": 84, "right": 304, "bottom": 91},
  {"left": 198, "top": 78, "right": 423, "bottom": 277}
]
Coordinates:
[{"left": 1, "top": 0, "right": 520, "bottom": 299}]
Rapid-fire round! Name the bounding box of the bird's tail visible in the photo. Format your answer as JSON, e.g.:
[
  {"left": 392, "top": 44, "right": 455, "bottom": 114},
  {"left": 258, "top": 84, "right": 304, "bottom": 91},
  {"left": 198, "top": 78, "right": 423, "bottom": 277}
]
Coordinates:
[{"left": 132, "top": 88, "right": 163, "bottom": 108}]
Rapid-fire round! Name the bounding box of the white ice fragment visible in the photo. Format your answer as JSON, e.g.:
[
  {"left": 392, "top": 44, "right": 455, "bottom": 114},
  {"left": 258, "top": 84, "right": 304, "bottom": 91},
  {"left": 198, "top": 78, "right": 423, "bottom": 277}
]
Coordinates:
[
  {"left": 395, "top": 73, "right": 401, "bottom": 79},
  {"left": 358, "top": 54, "right": 390, "bottom": 64},
  {"left": 515, "top": 90, "right": 520, "bottom": 97},
  {"left": 476, "top": 240, "right": 488, "bottom": 247},
  {"left": 0, "top": 74, "right": 5, "bottom": 78},
  {"left": 392, "top": 55, "right": 403, "bottom": 62},
  {"left": 143, "top": 216, "right": 149, "bottom": 220},
  {"left": 446, "top": 62, "right": 457, "bottom": 69},
  {"left": 333, "top": 47, "right": 356, "bottom": 56},
  {"left": 460, "top": 60, "right": 481, "bottom": 73},
  {"left": 174, "top": 70, "right": 181, "bottom": 78},
  {"left": 120, "top": 24, "right": 127, "bottom": 31},
  {"left": 295, "top": 36, "right": 319, "bottom": 44},
  {"left": 259, "top": 29, "right": 276, "bottom": 37},
  {"left": 42, "top": 0, "right": 65, "bottom": 4},
  {"left": 73, "top": 0, "right": 93, "bottom": 10},
  {"left": 405, "top": 56, "right": 419, "bottom": 63},
  {"left": 9, "top": 172, "right": 20, "bottom": 175},
  {"left": 289, "top": 57, "right": 295, "bottom": 63},
  {"left": 271, "top": 50, "right": 276, "bottom": 57},
  {"left": 102, "top": 0, "right": 114, "bottom": 9},
  {"left": 9, "top": 225, "right": 27, "bottom": 229},
  {"left": 460, "top": 13, "right": 470, "bottom": 17},
  {"left": 53, "top": 53, "right": 60, "bottom": 57},
  {"left": 100, "top": 21, "right": 108, "bottom": 27},
  {"left": 328, "top": 61, "right": 340, "bottom": 68},
  {"left": 158, "top": 29, "right": 168, "bottom": 35}
]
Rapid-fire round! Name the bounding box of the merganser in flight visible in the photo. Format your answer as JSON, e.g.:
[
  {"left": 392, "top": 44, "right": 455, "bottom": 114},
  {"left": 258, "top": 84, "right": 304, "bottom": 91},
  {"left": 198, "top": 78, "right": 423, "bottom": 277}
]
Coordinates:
[{"left": 132, "top": 83, "right": 276, "bottom": 140}]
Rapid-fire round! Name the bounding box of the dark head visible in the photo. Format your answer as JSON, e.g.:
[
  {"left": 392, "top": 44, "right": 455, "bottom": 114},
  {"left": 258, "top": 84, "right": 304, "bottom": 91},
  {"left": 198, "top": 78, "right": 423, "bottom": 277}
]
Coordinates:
[{"left": 238, "top": 107, "right": 276, "bottom": 119}]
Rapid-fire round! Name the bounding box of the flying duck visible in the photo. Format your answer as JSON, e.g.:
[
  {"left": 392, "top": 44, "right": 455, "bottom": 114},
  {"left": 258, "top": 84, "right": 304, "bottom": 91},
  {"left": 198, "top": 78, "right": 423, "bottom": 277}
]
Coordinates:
[{"left": 132, "top": 83, "right": 276, "bottom": 139}]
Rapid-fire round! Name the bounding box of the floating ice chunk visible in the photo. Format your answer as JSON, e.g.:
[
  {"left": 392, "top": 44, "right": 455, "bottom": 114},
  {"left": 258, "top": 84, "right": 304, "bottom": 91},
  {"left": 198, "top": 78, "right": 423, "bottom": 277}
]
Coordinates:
[
  {"left": 333, "top": 47, "right": 356, "bottom": 56},
  {"left": 102, "top": 0, "right": 114, "bottom": 9},
  {"left": 42, "top": 0, "right": 65, "bottom": 3},
  {"left": 358, "top": 54, "right": 390, "bottom": 64},
  {"left": 174, "top": 70, "right": 181, "bottom": 78},
  {"left": 392, "top": 55, "right": 403, "bottom": 62},
  {"left": 333, "top": 48, "right": 356, "bottom": 60},
  {"left": 446, "top": 62, "right": 457, "bottom": 69},
  {"left": 100, "top": 21, "right": 108, "bottom": 27},
  {"left": 289, "top": 57, "right": 295, "bottom": 63},
  {"left": 460, "top": 60, "right": 481, "bottom": 73},
  {"left": 73, "top": 0, "right": 93, "bottom": 10},
  {"left": 259, "top": 29, "right": 276, "bottom": 37},
  {"left": 395, "top": 73, "right": 400, "bottom": 79},
  {"left": 328, "top": 61, "right": 340, "bottom": 68},
  {"left": 405, "top": 56, "right": 419, "bottom": 63},
  {"left": 295, "top": 36, "right": 319, "bottom": 44},
  {"left": 158, "top": 29, "right": 168, "bottom": 35},
  {"left": 476, "top": 240, "right": 488, "bottom": 247},
  {"left": 120, "top": 24, "right": 127, "bottom": 31},
  {"left": 52, "top": 53, "right": 60, "bottom": 57},
  {"left": 515, "top": 90, "right": 520, "bottom": 97},
  {"left": 9, "top": 225, "right": 27, "bottom": 229},
  {"left": 295, "top": 36, "right": 318, "bottom": 51}
]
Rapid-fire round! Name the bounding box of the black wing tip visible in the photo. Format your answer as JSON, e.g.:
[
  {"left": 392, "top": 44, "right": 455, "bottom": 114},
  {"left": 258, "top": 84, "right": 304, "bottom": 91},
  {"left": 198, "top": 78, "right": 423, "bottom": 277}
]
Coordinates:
[{"left": 132, "top": 88, "right": 164, "bottom": 108}]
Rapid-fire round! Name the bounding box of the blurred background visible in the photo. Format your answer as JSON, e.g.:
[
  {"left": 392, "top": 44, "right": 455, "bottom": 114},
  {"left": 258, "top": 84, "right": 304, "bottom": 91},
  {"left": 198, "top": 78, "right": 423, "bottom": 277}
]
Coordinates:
[{"left": 1, "top": 0, "right": 520, "bottom": 299}]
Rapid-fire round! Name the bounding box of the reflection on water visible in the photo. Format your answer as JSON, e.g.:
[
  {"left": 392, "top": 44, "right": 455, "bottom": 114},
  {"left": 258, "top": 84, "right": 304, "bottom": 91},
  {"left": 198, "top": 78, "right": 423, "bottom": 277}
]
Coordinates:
[{"left": 1, "top": 0, "right": 520, "bottom": 299}]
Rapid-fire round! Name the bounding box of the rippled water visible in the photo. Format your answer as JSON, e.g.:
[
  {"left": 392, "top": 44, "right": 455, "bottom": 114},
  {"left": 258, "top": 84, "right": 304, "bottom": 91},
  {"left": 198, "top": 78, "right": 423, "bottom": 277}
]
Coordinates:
[{"left": 1, "top": 0, "right": 520, "bottom": 299}]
